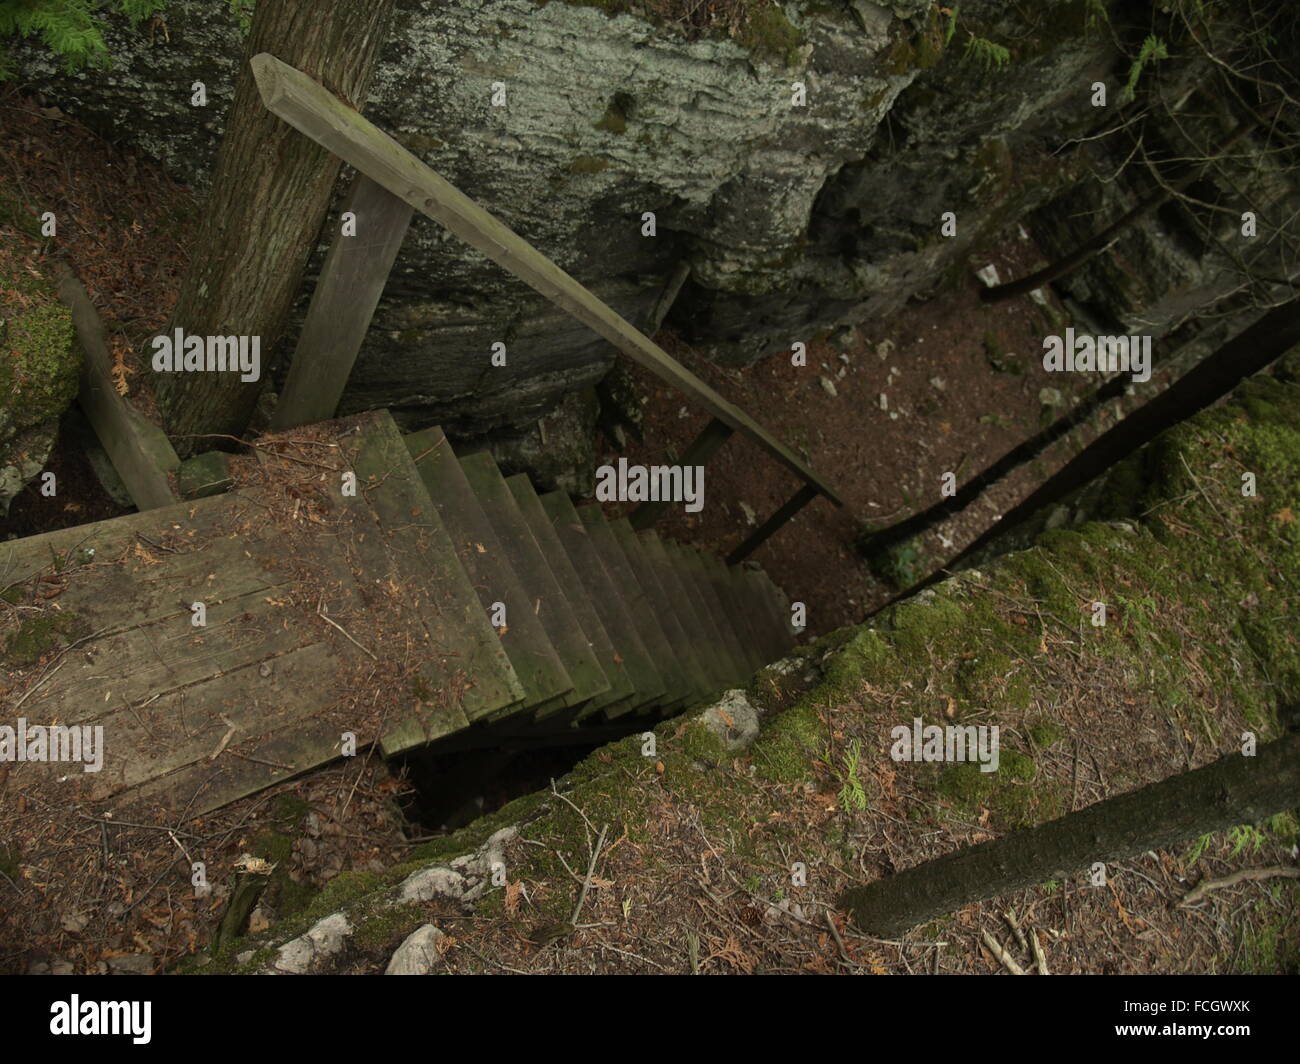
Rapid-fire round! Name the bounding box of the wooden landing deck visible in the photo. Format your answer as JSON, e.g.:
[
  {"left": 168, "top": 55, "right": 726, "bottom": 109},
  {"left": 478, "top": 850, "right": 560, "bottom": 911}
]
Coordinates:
[{"left": 0, "top": 410, "right": 516, "bottom": 814}]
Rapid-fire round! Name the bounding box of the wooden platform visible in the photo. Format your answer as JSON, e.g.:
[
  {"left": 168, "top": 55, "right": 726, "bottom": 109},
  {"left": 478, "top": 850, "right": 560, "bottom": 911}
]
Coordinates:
[{"left": 1, "top": 409, "right": 798, "bottom": 815}]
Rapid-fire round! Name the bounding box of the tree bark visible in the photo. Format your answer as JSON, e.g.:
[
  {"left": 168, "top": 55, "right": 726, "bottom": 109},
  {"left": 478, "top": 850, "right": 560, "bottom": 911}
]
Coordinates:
[
  {"left": 154, "top": 0, "right": 395, "bottom": 452},
  {"left": 839, "top": 729, "right": 1300, "bottom": 939}
]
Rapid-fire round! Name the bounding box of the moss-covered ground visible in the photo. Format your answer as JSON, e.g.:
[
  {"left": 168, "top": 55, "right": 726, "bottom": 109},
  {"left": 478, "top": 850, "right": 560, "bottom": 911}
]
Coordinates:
[{"left": 188, "top": 359, "right": 1299, "bottom": 975}]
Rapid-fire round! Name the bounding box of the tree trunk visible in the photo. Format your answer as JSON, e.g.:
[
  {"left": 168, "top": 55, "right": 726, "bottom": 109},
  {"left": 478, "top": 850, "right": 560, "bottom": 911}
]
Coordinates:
[
  {"left": 154, "top": 0, "right": 395, "bottom": 453},
  {"left": 839, "top": 729, "right": 1300, "bottom": 939}
]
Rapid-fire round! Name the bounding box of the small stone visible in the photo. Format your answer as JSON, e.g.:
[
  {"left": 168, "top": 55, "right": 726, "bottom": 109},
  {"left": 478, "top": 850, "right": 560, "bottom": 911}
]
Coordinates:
[
  {"left": 819, "top": 376, "right": 838, "bottom": 397},
  {"left": 1038, "top": 387, "right": 1064, "bottom": 407},
  {"left": 878, "top": 393, "right": 888, "bottom": 410},
  {"left": 929, "top": 377, "right": 946, "bottom": 391},
  {"left": 1029, "top": 287, "right": 1048, "bottom": 306},
  {"left": 385, "top": 923, "right": 447, "bottom": 975},
  {"left": 975, "top": 263, "right": 1001, "bottom": 287},
  {"left": 875, "top": 339, "right": 895, "bottom": 360},
  {"left": 739, "top": 501, "right": 757, "bottom": 526}
]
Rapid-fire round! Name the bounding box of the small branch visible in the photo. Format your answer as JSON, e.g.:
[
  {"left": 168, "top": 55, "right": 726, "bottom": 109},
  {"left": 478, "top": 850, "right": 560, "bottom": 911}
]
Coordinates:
[
  {"left": 1178, "top": 866, "right": 1300, "bottom": 907},
  {"left": 316, "top": 597, "right": 377, "bottom": 659},
  {"left": 1030, "top": 928, "right": 1050, "bottom": 976},
  {"left": 569, "top": 823, "right": 608, "bottom": 928},
  {"left": 980, "top": 929, "right": 1026, "bottom": 975}
]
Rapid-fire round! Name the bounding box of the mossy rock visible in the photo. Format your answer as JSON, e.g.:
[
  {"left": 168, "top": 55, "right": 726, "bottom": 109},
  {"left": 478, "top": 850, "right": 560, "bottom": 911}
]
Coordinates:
[{"left": 1, "top": 257, "right": 79, "bottom": 442}]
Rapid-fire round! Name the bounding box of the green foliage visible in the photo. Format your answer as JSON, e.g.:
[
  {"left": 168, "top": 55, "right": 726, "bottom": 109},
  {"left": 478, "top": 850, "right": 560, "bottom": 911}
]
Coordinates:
[
  {"left": 229, "top": 0, "right": 253, "bottom": 35},
  {"left": 836, "top": 739, "right": 867, "bottom": 813},
  {"left": 1118, "top": 34, "right": 1169, "bottom": 105},
  {"left": 1084, "top": 0, "right": 1109, "bottom": 33},
  {"left": 943, "top": 5, "right": 959, "bottom": 47},
  {"left": 0, "top": 0, "right": 166, "bottom": 79},
  {"left": 963, "top": 34, "right": 1010, "bottom": 71}
]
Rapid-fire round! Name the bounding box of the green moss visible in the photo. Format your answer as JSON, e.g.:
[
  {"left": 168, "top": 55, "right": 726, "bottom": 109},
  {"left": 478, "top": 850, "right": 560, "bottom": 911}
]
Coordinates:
[
  {"left": 737, "top": 1, "right": 805, "bottom": 67},
  {"left": 3, "top": 611, "right": 90, "bottom": 666},
  {"left": 1028, "top": 722, "right": 1065, "bottom": 748},
  {"left": 595, "top": 92, "right": 633, "bottom": 134},
  {"left": 867, "top": 539, "right": 926, "bottom": 590},
  {"left": 751, "top": 702, "right": 825, "bottom": 784},
  {"left": 1, "top": 302, "right": 79, "bottom": 431}
]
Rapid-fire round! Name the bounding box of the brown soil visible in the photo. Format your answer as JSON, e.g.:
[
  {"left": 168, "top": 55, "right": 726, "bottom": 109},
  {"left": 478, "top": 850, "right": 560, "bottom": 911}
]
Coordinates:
[{"left": 605, "top": 242, "right": 1179, "bottom": 637}]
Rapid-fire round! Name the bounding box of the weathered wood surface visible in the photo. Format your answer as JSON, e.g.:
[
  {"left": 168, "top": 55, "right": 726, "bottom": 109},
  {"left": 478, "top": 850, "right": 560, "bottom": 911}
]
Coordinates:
[
  {"left": 250, "top": 53, "right": 846, "bottom": 507},
  {"left": 55, "top": 264, "right": 180, "bottom": 510},
  {"left": 271, "top": 173, "right": 415, "bottom": 430},
  {"left": 0, "top": 411, "right": 511, "bottom": 810}
]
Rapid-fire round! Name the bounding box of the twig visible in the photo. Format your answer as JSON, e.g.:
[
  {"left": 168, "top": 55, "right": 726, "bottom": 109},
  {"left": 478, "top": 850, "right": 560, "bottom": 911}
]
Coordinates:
[
  {"left": 316, "top": 597, "right": 377, "bottom": 659},
  {"left": 1030, "top": 927, "right": 1050, "bottom": 975},
  {"left": 825, "top": 910, "right": 861, "bottom": 969},
  {"left": 570, "top": 823, "right": 608, "bottom": 927},
  {"left": 1178, "top": 866, "right": 1300, "bottom": 907},
  {"left": 980, "top": 929, "right": 1026, "bottom": 974},
  {"left": 1004, "top": 908, "right": 1029, "bottom": 952}
]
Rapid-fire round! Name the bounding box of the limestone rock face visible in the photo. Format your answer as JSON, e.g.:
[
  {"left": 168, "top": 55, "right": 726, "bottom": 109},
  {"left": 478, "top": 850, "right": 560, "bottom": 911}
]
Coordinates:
[{"left": 10, "top": 2, "right": 1147, "bottom": 428}]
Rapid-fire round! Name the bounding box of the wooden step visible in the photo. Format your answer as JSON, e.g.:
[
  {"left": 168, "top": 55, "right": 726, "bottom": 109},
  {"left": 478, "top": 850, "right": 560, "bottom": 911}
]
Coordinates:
[
  {"left": 338, "top": 412, "right": 524, "bottom": 751},
  {"left": 699, "top": 552, "right": 762, "bottom": 676},
  {"left": 666, "top": 543, "right": 749, "bottom": 688},
  {"left": 506, "top": 474, "right": 636, "bottom": 716},
  {"left": 537, "top": 491, "right": 667, "bottom": 715},
  {"left": 704, "top": 555, "right": 766, "bottom": 675},
  {"left": 405, "top": 427, "right": 570, "bottom": 718},
  {"left": 744, "top": 569, "right": 797, "bottom": 660},
  {"left": 577, "top": 504, "right": 692, "bottom": 709},
  {"left": 753, "top": 569, "right": 799, "bottom": 647},
  {"left": 459, "top": 451, "right": 610, "bottom": 715},
  {"left": 610, "top": 518, "right": 712, "bottom": 705},
  {"left": 639, "top": 531, "right": 730, "bottom": 694},
  {"left": 736, "top": 569, "right": 787, "bottom": 663}
]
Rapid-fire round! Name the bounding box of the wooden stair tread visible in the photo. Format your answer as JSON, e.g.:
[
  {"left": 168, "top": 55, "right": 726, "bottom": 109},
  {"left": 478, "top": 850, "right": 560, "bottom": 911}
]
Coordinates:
[
  {"left": 404, "top": 426, "right": 568, "bottom": 717},
  {"left": 458, "top": 451, "right": 607, "bottom": 714},
  {"left": 537, "top": 491, "right": 666, "bottom": 715},
  {"left": 506, "top": 474, "right": 635, "bottom": 716}
]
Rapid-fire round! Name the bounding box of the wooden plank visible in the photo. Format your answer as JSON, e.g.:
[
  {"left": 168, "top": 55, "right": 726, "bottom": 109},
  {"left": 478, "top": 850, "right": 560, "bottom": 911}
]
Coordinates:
[
  {"left": 506, "top": 473, "right": 635, "bottom": 716},
  {"left": 640, "top": 531, "right": 728, "bottom": 693},
  {"left": 629, "top": 416, "right": 734, "bottom": 531},
  {"left": 537, "top": 491, "right": 666, "bottom": 715},
  {"left": 250, "top": 53, "right": 845, "bottom": 506},
  {"left": 271, "top": 174, "right": 415, "bottom": 430},
  {"left": 726, "top": 483, "right": 820, "bottom": 564},
  {"left": 611, "top": 518, "right": 711, "bottom": 703},
  {"left": 55, "top": 264, "right": 180, "bottom": 510},
  {"left": 577, "top": 504, "right": 690, "bottom": 708},
  {"left": 339, "top": 412, "right": 514, "bottom": 744},
  {"left": 403, "top": 427, "right": 559, "bottom": 719},
  {"left": 459, "top": 452, "right": 599, "bottom": 714},
  {"left": 674, "top": 546, "right": 748, "bottom": 687}
]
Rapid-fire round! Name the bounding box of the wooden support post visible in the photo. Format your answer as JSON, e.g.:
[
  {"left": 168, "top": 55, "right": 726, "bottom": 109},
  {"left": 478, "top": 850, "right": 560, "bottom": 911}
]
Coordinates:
[
  {"left": 726, "top": 483, "right": 819, "bottom": 564},
  {"left": 55, "top": 265, "right": 180, "bottom": 511},
  {"left": 270, "top": 174, "right": 414, "bottom": 430},
  {"left": 629, "top": 416, "right": 734, "bottom": 530},
  {"left": 251, "top": 53, "right": 846, "bottom": 506}
]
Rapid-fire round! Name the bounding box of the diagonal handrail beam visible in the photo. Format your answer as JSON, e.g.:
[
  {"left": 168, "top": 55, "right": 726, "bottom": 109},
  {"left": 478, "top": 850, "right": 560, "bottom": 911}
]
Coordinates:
[{"left": 251, "top": 52, "right": 846, "bottom": 508}]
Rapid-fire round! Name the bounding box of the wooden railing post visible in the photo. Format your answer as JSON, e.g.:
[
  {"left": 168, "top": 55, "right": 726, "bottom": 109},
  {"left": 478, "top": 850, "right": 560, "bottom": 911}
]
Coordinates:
[
  {"left": 629, "top": 416, "right": 734, "bottom": 530},
  {"left": 726, "top": 484, "right": 819, "bottom": 564},
  {"left": 270, "top": 173, "right": 414, "bottom": 430}
]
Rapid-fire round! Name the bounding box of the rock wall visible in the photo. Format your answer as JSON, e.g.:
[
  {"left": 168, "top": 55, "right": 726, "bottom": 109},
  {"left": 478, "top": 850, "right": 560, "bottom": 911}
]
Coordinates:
[{"left": 16, "top": 1, "right": 1287, "bottom": 436}]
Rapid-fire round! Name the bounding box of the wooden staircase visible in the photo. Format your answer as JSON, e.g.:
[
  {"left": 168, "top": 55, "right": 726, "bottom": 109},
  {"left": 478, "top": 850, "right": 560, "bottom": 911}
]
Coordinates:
[{"left": 0, "top": 411, "right": 796, "bottom": 815}]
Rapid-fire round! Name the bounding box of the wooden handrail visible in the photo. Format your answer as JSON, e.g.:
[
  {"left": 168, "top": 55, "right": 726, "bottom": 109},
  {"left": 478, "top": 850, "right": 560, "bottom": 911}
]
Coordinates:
[{"left": 252, "top": 53, "right": 846, "bottom": 508}]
